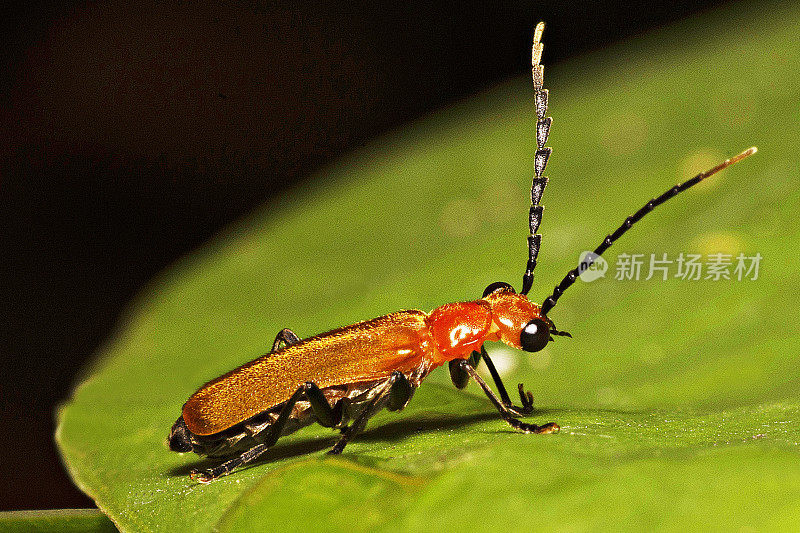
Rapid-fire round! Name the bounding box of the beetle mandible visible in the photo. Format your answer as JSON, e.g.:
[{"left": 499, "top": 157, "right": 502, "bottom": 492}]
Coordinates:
[{"left": 168, "top": 22, "right": 756, "bottom": 482}]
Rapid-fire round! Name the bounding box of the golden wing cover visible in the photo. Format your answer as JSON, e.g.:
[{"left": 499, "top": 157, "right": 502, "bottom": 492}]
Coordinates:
[{"left": 182, "top": 310, "right": 431, "bottom": 435}]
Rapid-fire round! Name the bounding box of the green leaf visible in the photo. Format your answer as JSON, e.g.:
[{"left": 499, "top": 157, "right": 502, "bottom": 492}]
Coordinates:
[
  {"left": 57, "top": 3, "right": 800, "bottom": 531},
  {"left": 0, "top": 509, "right": 117, "bottom": 533}
]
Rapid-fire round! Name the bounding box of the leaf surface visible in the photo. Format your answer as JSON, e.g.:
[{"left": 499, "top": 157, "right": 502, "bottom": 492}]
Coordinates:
[{"left": 57, "top": 3, "right": 800, "bottom": 531}]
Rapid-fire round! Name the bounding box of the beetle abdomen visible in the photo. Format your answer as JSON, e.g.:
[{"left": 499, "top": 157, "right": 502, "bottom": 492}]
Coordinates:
[
  {"left": 172, "top": 377, "right": 406, "bottom": 459},
  {"left": 182, "top": 311, "right": 433, "bottom": 436}
]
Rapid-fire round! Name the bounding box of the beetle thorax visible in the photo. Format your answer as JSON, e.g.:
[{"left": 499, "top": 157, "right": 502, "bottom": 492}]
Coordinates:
[
  {"left": 482, "top": 289, "right": 544, "bottom": 350},
  {"left": 425, "top": 301, "right": 492, "bottom": 363},
  {"left": 424, "top": 289, "right": 544, "bottom": 364}
]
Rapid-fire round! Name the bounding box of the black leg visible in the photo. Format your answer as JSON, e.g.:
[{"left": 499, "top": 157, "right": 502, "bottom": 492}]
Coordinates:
[
  {"left": 386, "top": 371, "right": 413, "bottom": 411},
  {"left": 515, "top": 383, "right": 535, "bottom": 415},
  {"left": 271, "top": 328, "right": 301, "bottom": 353},
  {"left": 480, "top": 346, "right": 534, "bottom": 415},
  {"left": 456, "top": 360, "right": 558, "bottom": 434},
  {"left": 190, "top": 382, "right": 307, "bottom": 483},
  {"left": 190, "top": 443, "right": 271, "bottom": 484},
  {"left": 304, "top": 381, "right": 343, "bottom": 428},
  {"left": 480, "top": 346, "right": 512, "bottom": 405},
  {"left": 449, "top": 350, "right": 482, "bottom": 389},
  {"left": 328, "top": 371, "right": 405, "bottom": 455}
]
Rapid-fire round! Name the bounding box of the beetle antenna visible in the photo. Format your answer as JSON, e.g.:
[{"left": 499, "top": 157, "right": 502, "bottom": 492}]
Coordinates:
[
  {"left": 520, "top": 21, "right": 552, "bottom": 296},
  {"left": 540, "top": 146, "right": 757, "bottom": 315}
]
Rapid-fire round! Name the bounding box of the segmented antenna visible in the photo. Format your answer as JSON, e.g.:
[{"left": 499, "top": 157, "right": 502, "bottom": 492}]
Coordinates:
[
  {"left": 540, "top": 146, "right": 757, "bottom": 315},
  {"left": 521, "top": 22, "right": 552, "bottom": 296}
]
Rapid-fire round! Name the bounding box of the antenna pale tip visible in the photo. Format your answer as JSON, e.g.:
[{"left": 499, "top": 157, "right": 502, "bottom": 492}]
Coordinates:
[
  {"left": 534, "top": 22, "right": 545, "bottom": 45},
  {"left": 729, "top": 146, "right": 758, "bottom": 166},
  {"left": 697, "top": 145, "right": 757, "bottom": 181}
]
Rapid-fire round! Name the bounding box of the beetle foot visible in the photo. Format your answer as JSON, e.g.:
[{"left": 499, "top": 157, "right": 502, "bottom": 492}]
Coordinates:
[
  {"left": 503, "top": 384, "right": 535, "bottom": 416},
  {"left": 189, "top": 468, "right": 215, "bottom": 484},
  {"left": 328, "top": 436, "right": 349, "bottom": 455},
  {"left": 507, "top": 418, "right": 559, "bottom": 434},
  {"left": 517, "top": 383, "right": 535, "bottom": 414}
]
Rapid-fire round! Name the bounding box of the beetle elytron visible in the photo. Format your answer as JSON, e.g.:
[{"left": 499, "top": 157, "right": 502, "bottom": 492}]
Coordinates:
[{"left": 169, "top": 22, "right": 756, "bottom": 482}]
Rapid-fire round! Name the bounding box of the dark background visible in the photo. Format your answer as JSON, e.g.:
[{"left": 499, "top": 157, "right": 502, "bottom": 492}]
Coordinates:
[{"left": 1, "top": 0, "right": 725, "bottom": 510}]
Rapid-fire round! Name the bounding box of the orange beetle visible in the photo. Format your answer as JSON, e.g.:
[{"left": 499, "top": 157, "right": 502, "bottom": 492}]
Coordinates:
[{"left": 168, "top": 22, "right": 756, "bottom": 482}]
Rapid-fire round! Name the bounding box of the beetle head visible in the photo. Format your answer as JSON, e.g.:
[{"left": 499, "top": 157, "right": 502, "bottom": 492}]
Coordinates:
[{"left": 481, "top": 282, "right": 568, "bottom": 353}]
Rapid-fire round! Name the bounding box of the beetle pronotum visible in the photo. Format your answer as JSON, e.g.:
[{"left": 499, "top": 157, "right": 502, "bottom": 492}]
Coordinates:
[{"left": 168, "top": 22, "right": 756, "bottom": 482}]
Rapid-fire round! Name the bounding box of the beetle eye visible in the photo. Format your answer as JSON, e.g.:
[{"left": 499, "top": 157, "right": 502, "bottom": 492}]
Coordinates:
[
  {"left": 520, "top": 318, "right": 550, "bottom": 352},
  {"left": 482, "top": 281, "right": 516, "bottom": 298}
]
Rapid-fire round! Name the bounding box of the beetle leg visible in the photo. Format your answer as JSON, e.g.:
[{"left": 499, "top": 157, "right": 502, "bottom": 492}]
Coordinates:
[
  {"left": 480, "top": 346, "right": 535, "bottom": 416},
  {"left": 480, "top": 346, "right": 512, "bottom": 406},
  {"left": 516, "top": 383, "right": 535, "bottom": 414},
  {"left": 328, "top": 371, "right": 404, "bottom": 455},
  {"left": 189, "top": 443, "right": 270, "bottom": 484},
  {"left": 190, "top": 382, "right": 307, "bottom": 482},
  {"left": 449, "top": 349, "right": 482, "bottom": 389},
  {"left": 304, "top": 381, "right": 343, "bottom": 428},
  {"left": 456, "top": 360, "right": 559, "bottom": 434},
  {"left": 271, "top": 328, "right": 301, "bottom": 352},
  {"left": 386, "top": 371, "right": 414, "bottom": 411}
]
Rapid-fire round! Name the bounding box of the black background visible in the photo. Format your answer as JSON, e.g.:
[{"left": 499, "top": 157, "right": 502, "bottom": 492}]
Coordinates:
[{"left": 1, "top": 0, "right": 725, "bottom": 510}]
